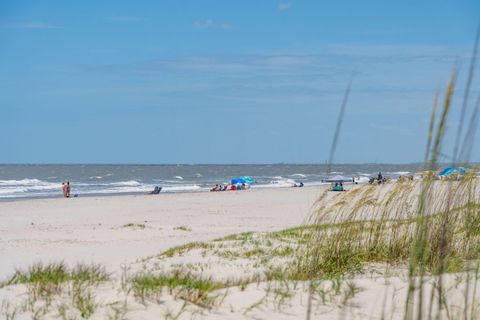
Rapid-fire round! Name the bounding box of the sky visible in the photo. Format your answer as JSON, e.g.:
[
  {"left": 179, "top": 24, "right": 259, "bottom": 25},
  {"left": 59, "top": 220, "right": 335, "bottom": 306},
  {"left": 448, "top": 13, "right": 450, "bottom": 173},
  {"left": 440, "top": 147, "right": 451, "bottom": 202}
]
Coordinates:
[{"left": 0, "top": 0, "right": 479, "bottom": 164}]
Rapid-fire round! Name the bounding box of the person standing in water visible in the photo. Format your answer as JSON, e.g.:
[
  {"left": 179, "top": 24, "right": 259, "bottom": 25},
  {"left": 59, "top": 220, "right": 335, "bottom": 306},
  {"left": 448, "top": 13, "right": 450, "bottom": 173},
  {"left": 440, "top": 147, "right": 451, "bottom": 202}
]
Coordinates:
[
  {"left": 66, "top": 182, "right": 71, "bottom": 198},
  {"left": 62, "top": 182, "right": 67, "bottom": 198}
]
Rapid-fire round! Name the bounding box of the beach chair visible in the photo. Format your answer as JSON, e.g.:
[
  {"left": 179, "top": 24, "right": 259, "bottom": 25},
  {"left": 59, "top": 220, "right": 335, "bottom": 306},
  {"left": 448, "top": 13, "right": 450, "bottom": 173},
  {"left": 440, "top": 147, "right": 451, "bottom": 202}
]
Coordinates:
[{"left": 149, "top": 186, "right": 162, "bottom": 195}]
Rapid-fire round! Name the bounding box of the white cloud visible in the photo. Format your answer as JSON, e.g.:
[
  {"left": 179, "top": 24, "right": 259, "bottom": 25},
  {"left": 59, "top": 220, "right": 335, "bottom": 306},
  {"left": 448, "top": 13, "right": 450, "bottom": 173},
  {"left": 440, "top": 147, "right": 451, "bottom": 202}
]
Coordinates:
[
  {"left": 278, "top": 2, "right": 292, "bottom": 10},
  {"left": 4, "top": 22, "right": 62, "bottom": 29},
  {"left": 193, "top": 19, "right": 232, "bottom": 29}
]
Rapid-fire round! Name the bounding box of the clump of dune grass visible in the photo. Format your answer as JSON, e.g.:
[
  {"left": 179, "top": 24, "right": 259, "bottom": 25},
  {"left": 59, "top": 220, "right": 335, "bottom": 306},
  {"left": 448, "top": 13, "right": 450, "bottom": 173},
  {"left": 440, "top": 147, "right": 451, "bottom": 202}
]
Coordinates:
[
  {"left": 4, "top": 263, "right": 108, "bottom": 294},
  {"left": 131, "top": 270, "right": 224, "bottom": 308},
  {"left": 174, "top": 226, "right": 191, "bottom": 232},
  {"left": 160, "top": 242, "right": 213, "bottom": 258},
  {"left": 122, "top": 223, "right": 146, "bottom": 229},
  {"left": 73, "top": 291, "right": 96, "bottom": 319},
  {"left": 4, "top": 262, "right": 70, "bottom": 299},
  {"left": 1, "top": 262, "right": 108, "bottom": 319}
]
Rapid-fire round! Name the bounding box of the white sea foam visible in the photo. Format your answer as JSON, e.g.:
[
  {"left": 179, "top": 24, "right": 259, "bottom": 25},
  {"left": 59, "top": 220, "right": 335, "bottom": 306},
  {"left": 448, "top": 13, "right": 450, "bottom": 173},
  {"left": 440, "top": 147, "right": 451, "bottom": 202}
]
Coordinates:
[
  {"left": 163, "top": 185, "right": 203, "bottom": 192},
  {"left": 355, "top": 176, "right": 371, "bottom": 184},
  {"left": 0, "top": 179, "right": 49, "bottom": 186},
  {"left": 357, "top": 172, "right": 372, "bottom": 176},
  {"left": 80, "top": 186, "right": 152, "bottom": 194},
  {"left": 0, "top": 187, "right": 28, "bottom": 194},
  {"left": 254, "top": 177, "right": 297, "bottom": 188},
  {"left": 388, "top": 171, "right": 411, "bottom": 175},
  {"left": 110, "top": 180, "right": 141, "bottom": 186},
  {"left": 174, "top": 176, "right": 184, "bottom": 180},
  {"left": 289, "top": 173, "right": 307, "bottom": 178}
]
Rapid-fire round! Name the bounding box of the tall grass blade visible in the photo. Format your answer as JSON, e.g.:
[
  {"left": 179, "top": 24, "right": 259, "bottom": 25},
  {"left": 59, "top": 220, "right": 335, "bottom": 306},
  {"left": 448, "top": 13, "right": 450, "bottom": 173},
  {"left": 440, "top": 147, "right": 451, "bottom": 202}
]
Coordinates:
[
  {"left": 425, "top": 88, "right": 439, "bottom": 163},
  {"left": 453, "top": 25, "right": 479, "bottom": 163},
  {"left": 326, "top": 79, "right": 352, "bottom": 174}
]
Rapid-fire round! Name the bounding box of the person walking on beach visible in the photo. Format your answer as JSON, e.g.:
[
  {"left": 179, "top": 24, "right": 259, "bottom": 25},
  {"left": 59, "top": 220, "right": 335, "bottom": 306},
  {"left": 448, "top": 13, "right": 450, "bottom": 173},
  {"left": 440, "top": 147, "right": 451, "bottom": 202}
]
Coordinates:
[{"left": 62, "top": 182, "right": 67, "bottom": 198}]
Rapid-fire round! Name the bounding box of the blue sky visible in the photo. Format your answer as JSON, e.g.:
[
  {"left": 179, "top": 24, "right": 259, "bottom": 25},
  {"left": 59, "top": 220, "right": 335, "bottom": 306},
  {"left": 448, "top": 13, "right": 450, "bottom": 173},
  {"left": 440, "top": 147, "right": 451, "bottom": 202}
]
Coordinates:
[{"left": 1, "top": 0, "right": 479, "bottom": 164}]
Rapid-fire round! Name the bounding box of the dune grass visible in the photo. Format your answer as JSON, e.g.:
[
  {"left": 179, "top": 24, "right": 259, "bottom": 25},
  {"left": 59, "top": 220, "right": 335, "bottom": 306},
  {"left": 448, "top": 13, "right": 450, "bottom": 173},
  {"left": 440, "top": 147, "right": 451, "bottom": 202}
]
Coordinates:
[
  {"left": 301, "top": 39, "right": 480, "bottom": 318},
  {"left": 132, "top": 270, "right": 224, "bottom": 308},
  {"left": 1, "top": 263, "right": 108, "bottom": 319},
  {"left": 122, "top": 223, "right": 146, "bottom": 229}
]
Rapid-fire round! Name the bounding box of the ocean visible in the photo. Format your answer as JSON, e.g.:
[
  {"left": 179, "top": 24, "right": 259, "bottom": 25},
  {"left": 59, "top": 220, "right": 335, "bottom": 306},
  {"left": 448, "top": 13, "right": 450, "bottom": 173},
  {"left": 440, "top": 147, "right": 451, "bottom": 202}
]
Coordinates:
[{"left": 0, "top": 164, "right": 423, "bottom": 199}]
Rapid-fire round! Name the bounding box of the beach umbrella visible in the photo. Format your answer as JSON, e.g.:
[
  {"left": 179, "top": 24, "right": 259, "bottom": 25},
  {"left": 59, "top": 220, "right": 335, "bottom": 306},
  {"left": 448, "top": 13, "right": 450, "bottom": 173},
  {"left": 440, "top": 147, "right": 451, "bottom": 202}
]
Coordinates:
[
  {"left": 439, "top": 167, "right": 468, "bottom": 177},
  {"left": 323, "top": 175, "right": 353, "bottom": 183},
  {"left": 231, "top": 176, "right": 254, "bottom": 185}
]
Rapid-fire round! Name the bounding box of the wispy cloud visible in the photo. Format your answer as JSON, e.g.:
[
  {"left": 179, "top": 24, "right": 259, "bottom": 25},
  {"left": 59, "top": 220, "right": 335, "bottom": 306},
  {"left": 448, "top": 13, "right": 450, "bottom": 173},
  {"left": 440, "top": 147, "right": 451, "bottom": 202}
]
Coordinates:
[
  {"left": 278, "top": 2, "right": 292, "bottom": 10},
  {"left": 3, "top": 22, "right": 62, "bottom": 29},
  {"left": 104, "top": 15, "right": 145, "bottom": 23},
  {"left": 95, "top": 45, "right": 458, "bottom": 76},
  {"left": 192, "top": 19, "right": 232, "bottom": 29}
]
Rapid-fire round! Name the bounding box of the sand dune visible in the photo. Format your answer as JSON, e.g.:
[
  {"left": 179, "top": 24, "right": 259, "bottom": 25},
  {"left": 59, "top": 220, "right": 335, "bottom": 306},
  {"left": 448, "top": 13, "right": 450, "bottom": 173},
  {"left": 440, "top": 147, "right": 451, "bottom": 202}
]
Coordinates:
[{"left": 1, "top": 182, "right": 479, "bottom": 319}]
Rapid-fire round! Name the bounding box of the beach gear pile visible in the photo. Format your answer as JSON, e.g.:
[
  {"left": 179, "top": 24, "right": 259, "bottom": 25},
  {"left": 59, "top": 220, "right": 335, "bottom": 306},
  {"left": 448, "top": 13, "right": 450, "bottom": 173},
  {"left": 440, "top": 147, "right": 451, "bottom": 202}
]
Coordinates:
[
  {"left": 323, "top": 175, "right": 352, "bottom": 192},
  {"left": 211, "top": 176, "right": 253, "bottom": 192}
]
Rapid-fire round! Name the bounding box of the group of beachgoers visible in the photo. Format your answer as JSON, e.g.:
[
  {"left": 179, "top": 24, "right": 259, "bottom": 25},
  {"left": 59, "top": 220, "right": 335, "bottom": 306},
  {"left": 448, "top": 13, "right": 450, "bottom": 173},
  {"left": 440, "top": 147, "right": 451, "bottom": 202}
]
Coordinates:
[
  {"left": 210, "top": 183, "right": 250, "bottom": 192},
  {"left": 331, "top": 182, "right": 344, "bottom": 191},
  {"left": 61, "top": 182, "right": 71, "bottom": 198},
  {"left": 369, "top": 172, "right": 387, "bottom": 185}
]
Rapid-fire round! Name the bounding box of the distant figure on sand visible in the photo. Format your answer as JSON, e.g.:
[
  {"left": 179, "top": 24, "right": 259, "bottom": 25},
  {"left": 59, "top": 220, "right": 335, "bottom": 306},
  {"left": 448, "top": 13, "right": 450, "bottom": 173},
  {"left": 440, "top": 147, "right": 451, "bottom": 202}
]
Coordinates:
[
  {"left": 148, "top": 186, "right": 162, "bottom": 195},
  {"left": 62, "top": 182, "right": 67, "bottom": 198},
  {"left": 377, "top": 172, "right": 383, "bottom": 184},
  {"left": 66, "top": 182, "right": 71, "bottom": 198}
]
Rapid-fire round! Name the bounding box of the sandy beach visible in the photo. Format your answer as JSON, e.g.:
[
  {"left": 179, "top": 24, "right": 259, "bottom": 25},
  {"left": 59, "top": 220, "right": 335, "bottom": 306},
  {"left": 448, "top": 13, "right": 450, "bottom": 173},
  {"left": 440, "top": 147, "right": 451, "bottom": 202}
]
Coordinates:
[
  {"left": 2, "top": 181, "right": 480, "bottom": 319},
  {"left": 0, "top": 187, "right": 320, "bottom": 280}
]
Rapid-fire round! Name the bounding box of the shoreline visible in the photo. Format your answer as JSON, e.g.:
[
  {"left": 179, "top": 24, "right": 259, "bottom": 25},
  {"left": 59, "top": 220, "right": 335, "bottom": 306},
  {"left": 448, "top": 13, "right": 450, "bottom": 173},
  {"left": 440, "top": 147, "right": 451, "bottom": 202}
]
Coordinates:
[{"left": 0, "top": 184, "right": 329, "bottom": 203}]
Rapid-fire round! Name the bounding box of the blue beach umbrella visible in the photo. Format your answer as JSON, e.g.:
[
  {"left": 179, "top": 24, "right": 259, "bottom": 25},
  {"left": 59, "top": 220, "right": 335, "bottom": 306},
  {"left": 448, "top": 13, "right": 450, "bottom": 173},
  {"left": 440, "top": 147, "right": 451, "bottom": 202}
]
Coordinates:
[
  {"left": 439, "top": 167, "right": 468, "bottom": 177},
  {"left": 231, "top": 176, "right": 254, "bottom": 185}
]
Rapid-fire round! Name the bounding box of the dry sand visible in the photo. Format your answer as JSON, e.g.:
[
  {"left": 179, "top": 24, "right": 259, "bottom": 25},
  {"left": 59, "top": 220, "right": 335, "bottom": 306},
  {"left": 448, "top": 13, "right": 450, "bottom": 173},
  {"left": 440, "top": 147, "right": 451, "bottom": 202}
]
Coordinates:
[
  {"left": 0, "top": 187, "right": 321, "bottom": 280},
  {"left": 1, "top": 183, "right": 479, "bottom": 319}
]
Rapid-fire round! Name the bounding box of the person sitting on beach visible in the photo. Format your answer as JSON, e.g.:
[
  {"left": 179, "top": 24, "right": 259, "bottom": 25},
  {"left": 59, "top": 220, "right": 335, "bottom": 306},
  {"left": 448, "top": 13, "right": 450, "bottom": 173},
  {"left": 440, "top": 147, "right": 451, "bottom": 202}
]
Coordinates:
[
  {"left": 299, "top": 182, "right": 304, "bottom": 187},
  {"left": 148, "top": 186, "right": 161, "bottom": 194},
  {"left": 332, "top": 183, "right": 343, "bottom": 191},
  {"left": 222, "top": 185, "right": 228, "bottom": 191},
  {"left": 377, "top": 172, "right": 383, "bottom": 184},
  {"left": 230, "top": 185, "right": 236, "bottom": 191}
]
